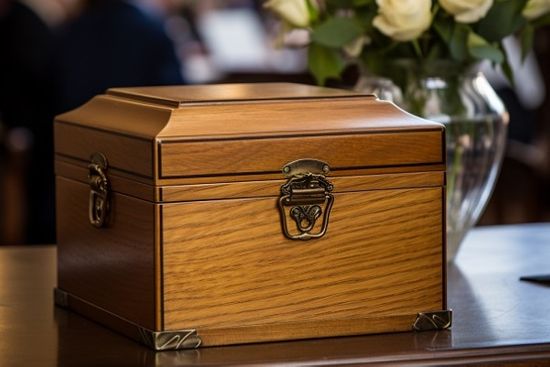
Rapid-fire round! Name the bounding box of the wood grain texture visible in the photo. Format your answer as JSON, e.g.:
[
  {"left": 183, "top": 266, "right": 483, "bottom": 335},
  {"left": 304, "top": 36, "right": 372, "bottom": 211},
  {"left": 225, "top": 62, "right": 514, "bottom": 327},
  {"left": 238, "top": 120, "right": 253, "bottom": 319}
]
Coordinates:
[
  {"left": 55, "top": 94, "right": 173, "bottom": 139},
  {"left": 155, "top": 204, "right": 163, "bottom": 330},
  {"left": 55, "top": 157, "right": 443, "bottom": 203},
  {"left": 159, "top": 97, "right": 441, "bottom": 139},
  {"left": 160, "top": 131, "right": 443, "bottom": 178},
  {"left": 56, "top": 177, "right": 159, "bottom": 330},
  {"left": 55, "top": 158, "right": 159, "bottom": 201},
  {"left": 108, "top": 83, "right": 368, "bottom": 107},
  {"left": 54, "top": 83, "right": 444, "bottom": 184},
  {"left": 55, "top": 151, "right": 444, "bottom": 188},
  {"left": 162, "top": 187, "right": 444, "bottom": 344},
  {"left": 55, "top": 123, "right": 154, "bottom": 177},
  {"left": 197, "top": 314, "right": 416, "bottom": 346},
  {"left": 55, "top": 155, "right": 157, "bottom": 185},
  {"left": 160, "top": 171, "right": 444, "bottom": 202},
  {"left": 154, "top": 164, "right": 447, "bottom": 186}
]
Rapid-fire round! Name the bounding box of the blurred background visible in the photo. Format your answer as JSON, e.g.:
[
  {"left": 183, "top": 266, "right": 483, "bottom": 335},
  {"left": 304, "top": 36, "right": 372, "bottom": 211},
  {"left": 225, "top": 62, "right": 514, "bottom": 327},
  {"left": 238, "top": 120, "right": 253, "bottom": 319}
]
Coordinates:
[{"left": 0, "top": 0, "right": 549, "bottom": 245}]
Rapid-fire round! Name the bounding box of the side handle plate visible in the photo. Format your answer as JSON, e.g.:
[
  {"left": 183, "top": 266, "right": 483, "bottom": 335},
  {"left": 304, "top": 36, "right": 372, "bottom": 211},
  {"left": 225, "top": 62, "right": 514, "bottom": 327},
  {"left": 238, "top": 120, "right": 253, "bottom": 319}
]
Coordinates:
[{"left": 88, "top": 152, "right": 110, "bottom": 228}]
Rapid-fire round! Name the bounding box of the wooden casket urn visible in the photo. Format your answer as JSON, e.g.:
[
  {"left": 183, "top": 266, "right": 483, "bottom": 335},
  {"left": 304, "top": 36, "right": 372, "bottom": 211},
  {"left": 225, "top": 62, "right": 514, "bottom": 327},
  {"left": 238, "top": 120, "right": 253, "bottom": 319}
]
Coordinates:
[{"left": 54, "top": 83, "right": 450, "bottom": 350}]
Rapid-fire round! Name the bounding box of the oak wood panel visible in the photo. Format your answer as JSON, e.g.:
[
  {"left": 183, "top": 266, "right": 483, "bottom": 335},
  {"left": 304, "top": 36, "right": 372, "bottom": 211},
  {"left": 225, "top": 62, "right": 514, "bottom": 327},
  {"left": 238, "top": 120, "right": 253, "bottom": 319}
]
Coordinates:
[
  {"left": 55, "top": 158, "right": 443, "bottom": 204},
  {"left": 155, "top": 204, "right": 163, "bottom": 330},
  {"left": 162, "top": 187, "right": 443, "bottom": 343},
  {"left": 108, "top": 83, "right": 367, "bottom": 107},
  {"left": 52, "top": 84, "right": 442, "bottom": 146},
  {"left": 160, "top": 131, "right": 444, "bottom": 178},
  {"left": 55, "top": 159, "right": 159, "bottom": 202},
  {"left": 155, "top": 164, "right": 446, "bottom": 186},
  {"left": 54, "top": 84, "right": 444, "bottom": 184},
  {"left": 160, "top": 171, "right": 444, "bottom": 202},
  {"left": 159, "top": 97, "right": 442, "bottom": 139},
  {"left": 55, "top": 94, "right": 173, "bottom": 139},
  {"left": 56, "top": 151, "right": 444, "bottom": 188},
  {"left": 55, "top": 155, "right": 158, "bottom": 186},
  {"left": 55, "top": 123, "right": 154, "bottom": 177},
  {"left": 197, "top": 314, "right": 416, "bottom": 347},
  {"left": 56, "top": 177, "right": 158, "bottom": 330}
]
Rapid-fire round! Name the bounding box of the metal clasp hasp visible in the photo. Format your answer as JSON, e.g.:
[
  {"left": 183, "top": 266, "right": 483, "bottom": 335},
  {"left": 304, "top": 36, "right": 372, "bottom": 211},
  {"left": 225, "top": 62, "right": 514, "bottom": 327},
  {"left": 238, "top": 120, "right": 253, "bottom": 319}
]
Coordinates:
[
  {"left": 278, "top": 159, "right": 334, "bottom": 240},
  {"left": 88, "top": 152, "right": 110, "bottom": 228}
]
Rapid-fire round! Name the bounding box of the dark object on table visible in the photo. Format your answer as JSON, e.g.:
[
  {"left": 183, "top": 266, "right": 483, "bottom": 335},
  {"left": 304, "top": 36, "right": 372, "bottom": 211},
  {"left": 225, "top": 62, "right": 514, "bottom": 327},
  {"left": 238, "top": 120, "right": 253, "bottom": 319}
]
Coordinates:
[{"left": 520, "top": 274, "right": 550, "bottom": 284}]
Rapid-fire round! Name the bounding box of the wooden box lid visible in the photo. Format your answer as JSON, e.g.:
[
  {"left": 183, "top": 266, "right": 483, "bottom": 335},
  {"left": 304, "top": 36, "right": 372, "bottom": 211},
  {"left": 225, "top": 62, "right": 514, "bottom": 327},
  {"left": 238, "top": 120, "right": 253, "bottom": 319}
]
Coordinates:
[{"left": 54, "top": 83, "right": 444, "bottom": 183}]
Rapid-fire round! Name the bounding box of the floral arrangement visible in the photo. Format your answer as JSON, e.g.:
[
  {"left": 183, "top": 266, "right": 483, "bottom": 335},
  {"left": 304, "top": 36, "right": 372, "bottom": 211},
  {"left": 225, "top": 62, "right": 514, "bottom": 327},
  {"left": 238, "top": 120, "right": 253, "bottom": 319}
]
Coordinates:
[{"left": 265, "top": 0, "right": 550, "bottom": 85}]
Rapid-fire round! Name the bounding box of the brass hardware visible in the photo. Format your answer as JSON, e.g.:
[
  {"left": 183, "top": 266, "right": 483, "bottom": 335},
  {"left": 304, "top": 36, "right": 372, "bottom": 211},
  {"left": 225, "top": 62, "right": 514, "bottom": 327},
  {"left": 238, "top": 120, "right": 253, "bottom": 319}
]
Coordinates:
[
  {"left": 138, "top": 328, "right": 202, "bottom": 351},
  {"left": 88, "top": 152, "right": 110, "bottom": 228},
  {"left": 282, "top": 159, "right": 330, "bottom": 178},
  {"left": 412, "top": 310, "right": 452, "bottom": 331},
  {"left": 54, "top": 287, "right": 202, "bottom": 350},
  {"left": 279, "top": 159, "right": 334, "bottom": 240}
]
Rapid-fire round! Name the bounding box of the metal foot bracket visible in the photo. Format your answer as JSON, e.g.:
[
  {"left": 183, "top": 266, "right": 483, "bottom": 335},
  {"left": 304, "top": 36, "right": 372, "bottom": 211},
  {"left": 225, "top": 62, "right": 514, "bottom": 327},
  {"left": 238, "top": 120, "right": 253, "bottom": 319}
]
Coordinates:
[
  {"left": 54, "top": 288, "right": 202, "bottom": 351},
  {"left": 412, "top": 310, "right": 452, "bottom": 331},
  {"left": 138, "top": 328, "right": 202, "bottom": 351}
]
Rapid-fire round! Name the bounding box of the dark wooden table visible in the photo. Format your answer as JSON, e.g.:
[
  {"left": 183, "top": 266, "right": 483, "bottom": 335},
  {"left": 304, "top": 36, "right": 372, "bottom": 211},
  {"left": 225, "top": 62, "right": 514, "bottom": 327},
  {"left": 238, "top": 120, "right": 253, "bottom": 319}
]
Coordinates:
[{"left": 1, "top": 224, "right": 550, "bottom": 366}]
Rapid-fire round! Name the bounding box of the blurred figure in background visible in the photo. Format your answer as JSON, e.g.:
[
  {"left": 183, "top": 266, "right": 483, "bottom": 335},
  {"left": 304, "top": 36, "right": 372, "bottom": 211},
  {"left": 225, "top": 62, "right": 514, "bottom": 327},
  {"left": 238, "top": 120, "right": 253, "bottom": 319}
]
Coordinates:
[
  {"left": 0, "top": 0, "right": 57, "bottom": 244},
  {"left": 1, "top": 0, "right": 184, "bottom": 244},
  {"left": 55, "top": 0, "right": 184, "bottom": 112}
]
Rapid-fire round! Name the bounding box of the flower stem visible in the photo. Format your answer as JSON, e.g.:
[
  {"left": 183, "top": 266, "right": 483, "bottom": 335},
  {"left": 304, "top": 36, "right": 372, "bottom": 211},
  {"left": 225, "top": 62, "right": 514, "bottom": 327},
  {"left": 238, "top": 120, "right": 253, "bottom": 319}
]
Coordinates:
[{"left": 412, "top": 40, "right": 423, "bottom": 58}]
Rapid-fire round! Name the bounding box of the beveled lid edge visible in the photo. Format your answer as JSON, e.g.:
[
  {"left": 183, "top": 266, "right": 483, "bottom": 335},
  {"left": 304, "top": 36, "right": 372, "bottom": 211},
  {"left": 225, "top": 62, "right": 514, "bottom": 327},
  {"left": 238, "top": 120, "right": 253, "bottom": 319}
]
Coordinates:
[{"left": 106, "top": 83, "right": 374, "bottom": 107}]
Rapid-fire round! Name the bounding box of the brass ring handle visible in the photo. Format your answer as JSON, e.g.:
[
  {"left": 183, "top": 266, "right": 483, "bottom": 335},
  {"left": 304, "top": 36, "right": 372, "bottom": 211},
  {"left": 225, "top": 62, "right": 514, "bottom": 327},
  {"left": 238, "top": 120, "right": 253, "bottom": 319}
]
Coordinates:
[{"left": 88, "top": 153, "right": 110, "bottom": 228}]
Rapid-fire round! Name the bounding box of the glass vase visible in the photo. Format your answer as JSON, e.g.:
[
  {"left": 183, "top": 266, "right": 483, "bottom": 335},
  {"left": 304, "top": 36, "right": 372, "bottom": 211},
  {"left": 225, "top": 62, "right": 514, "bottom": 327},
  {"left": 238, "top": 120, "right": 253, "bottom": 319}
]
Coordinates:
[{"left": 355, "top": 60, "right": 509, "bottom": 261}]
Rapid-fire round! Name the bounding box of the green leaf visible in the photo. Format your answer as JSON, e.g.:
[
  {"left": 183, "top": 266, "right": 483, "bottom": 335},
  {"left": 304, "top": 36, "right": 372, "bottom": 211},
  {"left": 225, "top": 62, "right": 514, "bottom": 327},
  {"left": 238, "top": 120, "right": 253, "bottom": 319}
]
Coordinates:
[
  {"left": 476, "top": 0, "right": 528, "bottom": 42},
  {"left": 426, "top": 42, "right": 446, "bottom": 60},
  {"left": 501, "top": 51, "right": 515, "bottom": 87},
  {"left": 306, "top": 0, "right": 320, "bottom": 24},
  {"left": 325, "top": 0, "right": 355, "bottom": 10},
  {"left": 412, "top": 40, "right": 423, "bottom": 58},
  {"left": 360, "top": 50, "right": 386, "bottom": 76},
  {"left": 467, "top": 32, "right": 504, "bottom": 63},
  {"left": 352, "top": 0, "right": 373, "bottom": 5},
  {"left": 449, "top": 24, "right": 470, "bottom": 62},
  {"left": 308, "top": 43, "right": 346, "bottom": 85},
  {"left": 520, "top": 24, "right": 534, "bottom": 62},
  {"left": 433, "top": 16, "right": 453, "bottom": 44},
  {"left": 311, "top": 17, "right": 363, "bottom": 48},
  {"left": 354, "top": 6, "right": 377, "bottom": 31}
]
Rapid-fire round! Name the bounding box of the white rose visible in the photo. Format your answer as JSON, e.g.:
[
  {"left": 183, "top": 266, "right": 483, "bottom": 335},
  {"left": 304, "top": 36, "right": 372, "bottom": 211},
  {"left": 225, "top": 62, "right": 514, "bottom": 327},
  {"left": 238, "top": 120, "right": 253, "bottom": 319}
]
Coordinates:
[
  {"left": 373, "top": 0, "right": 432, "bottom": 42},
  {"left": 439, "top": 0, "right": 494, "bottom": 23},
  {"left": 523, "top": 0, "right": 550, "bottom": 20},
  {"left": 264, "top": 0, "right": 314, "bottom": 28}
]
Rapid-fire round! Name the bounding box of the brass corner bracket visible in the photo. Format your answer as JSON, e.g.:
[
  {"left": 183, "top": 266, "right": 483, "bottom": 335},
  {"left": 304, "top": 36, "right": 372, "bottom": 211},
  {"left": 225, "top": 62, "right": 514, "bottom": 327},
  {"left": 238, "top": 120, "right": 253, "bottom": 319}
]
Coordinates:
[
  {"left": 54, "top": 288, "right": 202, "bottom": 351},
  {"left": 139, "top": 328, "right": 202, "bottom": 351},
  {"left": 413, "top": 310, "right": 452, "bottom": 331}
]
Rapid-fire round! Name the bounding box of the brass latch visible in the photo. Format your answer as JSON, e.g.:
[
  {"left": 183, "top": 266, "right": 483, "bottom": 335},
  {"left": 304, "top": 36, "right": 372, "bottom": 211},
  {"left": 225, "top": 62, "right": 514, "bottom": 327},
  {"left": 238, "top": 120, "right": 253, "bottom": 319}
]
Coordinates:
[
  {"left": 278, "top": 159, "right": 334, "bottom": 240},
  {"left": 88, "top": 152, "right": 110, "bottom": 228}
]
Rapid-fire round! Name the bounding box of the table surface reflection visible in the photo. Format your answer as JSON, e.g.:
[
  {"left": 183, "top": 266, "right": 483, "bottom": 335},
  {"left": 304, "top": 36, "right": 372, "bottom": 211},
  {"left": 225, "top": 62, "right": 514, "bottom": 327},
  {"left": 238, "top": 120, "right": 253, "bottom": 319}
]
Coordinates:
[{"left": 1, "top": 224, "right": 550, "bottom": 366}]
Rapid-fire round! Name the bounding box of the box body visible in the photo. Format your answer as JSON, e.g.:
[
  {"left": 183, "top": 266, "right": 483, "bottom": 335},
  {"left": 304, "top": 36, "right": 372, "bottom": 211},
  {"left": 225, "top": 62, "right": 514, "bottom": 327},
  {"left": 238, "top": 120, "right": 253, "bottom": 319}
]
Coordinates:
[{"left": 54, "top": 83, "right": 449, "bottom": 350}]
